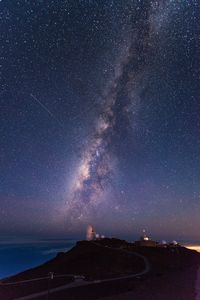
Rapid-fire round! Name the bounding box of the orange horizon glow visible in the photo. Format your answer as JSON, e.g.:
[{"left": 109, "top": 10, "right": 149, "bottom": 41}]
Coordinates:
[{"left": 185, "top": 245, "right": 200, "bottom": 253}]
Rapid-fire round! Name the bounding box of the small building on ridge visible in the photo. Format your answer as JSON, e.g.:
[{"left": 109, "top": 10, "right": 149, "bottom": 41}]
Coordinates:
[{"left": 135, "top": 229, "right": 157, "bottom": 247}]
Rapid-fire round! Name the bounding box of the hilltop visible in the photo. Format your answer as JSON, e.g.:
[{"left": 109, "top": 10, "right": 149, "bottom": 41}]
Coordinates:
[
  {"left": 2, "top": 239, "right": 145, "bottom": 282},
  {"left": 1, "top": 238, "right": 200, "bottom": 300}
]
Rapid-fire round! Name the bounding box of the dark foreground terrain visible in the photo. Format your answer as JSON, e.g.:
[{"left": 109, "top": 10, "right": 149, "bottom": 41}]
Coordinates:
[{"left": 0, "top": 238, "right": 200, "bottom": 300}]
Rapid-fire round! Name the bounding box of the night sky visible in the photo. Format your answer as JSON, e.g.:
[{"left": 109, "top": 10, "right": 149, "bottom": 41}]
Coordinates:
[{"left": 0, "top": 1, "right": 199, "bottom": 240}]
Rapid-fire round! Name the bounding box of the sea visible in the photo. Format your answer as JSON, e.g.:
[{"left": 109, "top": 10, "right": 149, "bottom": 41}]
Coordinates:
[{"left": 0, "top": 239, "right": 76, "bottom": 279}]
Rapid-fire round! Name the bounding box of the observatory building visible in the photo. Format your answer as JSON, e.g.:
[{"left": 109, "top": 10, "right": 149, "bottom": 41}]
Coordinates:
[
  {"left": 135, "top": 229, "right": 157, "bottom": 247},
  {"left": 86, "top": 225, "right": 96, "bottom": 241},
  {"left": 86, "top": 225, "right": 105, "bottom": 241}
]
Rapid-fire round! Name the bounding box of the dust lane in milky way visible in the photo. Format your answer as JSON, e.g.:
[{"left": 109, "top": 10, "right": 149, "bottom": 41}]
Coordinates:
[{"left": 65, "top": 1, "right": 173, "bottom": 228}]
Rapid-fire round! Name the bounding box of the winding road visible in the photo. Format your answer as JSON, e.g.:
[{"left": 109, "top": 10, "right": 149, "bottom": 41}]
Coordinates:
[{"left": 1, "top": 243, "right": 150, "bottom": 300}]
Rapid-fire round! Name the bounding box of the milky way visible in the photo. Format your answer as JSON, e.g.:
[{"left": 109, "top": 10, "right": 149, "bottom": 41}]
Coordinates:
[
  {"left": 1, "top": 0, "right": 199, "bottom": 239},
  {"left": 66, "top": 1, "right": 173, "bottom": 227}
]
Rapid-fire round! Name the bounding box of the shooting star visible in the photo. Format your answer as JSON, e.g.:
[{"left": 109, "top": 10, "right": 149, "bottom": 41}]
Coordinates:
[{"left": 30, "top": 93, "right": 64, "bottom": 127}]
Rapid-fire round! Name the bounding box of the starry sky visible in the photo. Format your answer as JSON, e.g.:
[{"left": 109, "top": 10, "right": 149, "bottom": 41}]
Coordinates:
[{"left": 0, "top": 0, "right": 199, "bottom": 241}]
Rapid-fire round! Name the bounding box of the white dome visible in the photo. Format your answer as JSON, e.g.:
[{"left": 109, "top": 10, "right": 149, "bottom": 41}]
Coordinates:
[
  {"left": 171, "top": 240, "right": 178, "bottom": 245},
  {"left": 161, "top": 240, "right": 167, "bottom": 245}
]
